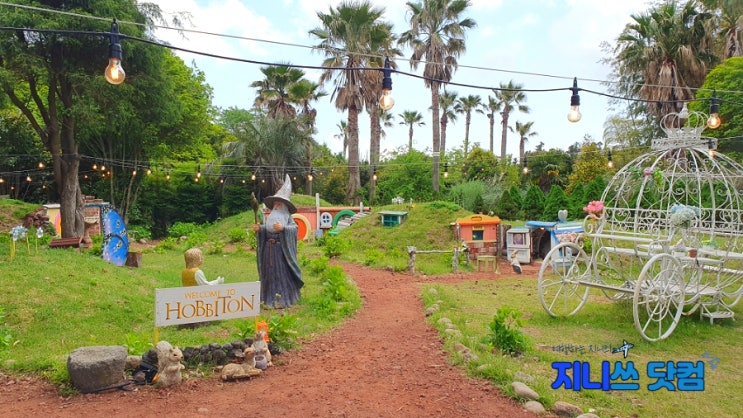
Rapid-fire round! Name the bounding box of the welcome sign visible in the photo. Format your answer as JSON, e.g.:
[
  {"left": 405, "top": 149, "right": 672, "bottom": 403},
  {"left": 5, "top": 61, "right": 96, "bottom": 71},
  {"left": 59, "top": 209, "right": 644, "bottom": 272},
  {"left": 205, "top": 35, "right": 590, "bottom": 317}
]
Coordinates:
[{"left": 155, "top": 282, "right": 261, "bottom": 327}]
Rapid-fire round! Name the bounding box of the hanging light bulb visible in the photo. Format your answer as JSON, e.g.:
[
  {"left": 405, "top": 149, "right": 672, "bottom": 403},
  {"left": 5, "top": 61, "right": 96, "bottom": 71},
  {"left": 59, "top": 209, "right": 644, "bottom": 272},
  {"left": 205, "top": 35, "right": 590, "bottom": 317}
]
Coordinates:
[
  {"left": 219, "top": 177, "right": 224, "bottom": 184},
  {"left": 308, "top": 169, "right": 314, "bottom": 182},
  {"left": 708, "top": 139, "right": 716, "bottom": 158},
  {"left": 707, "top": 91, "right": 721, "bottom": 129},
  {"left": 372, "top": 166, "right": 377, "bottom": 181},
  {"left": 444, "top": 163, "right": 449, "bottom": 179},
  {"left": 567, "top": 77, "right": 581, "bottom": 123},
  {"left": 101, "top": 163, "right": 106, "bottom": 171},
  {"left": 38, "top": 161, "right": 44, "bottom": 169},
  {"left": 241, "top": 179, "right": 246, "bottom": 184},
  {"left": 104, "top": 20, "right": 126, "bottom": 85},
  {"left": 0, "top": 177, "right": 4, "bottom": 184},
  {"left": 522, "top": 158, "right": 529, "bottom": 174},
  {"left": 196, "top": 164, "right": 202, "bottom": 178},
  {"left": 379, "top": 57, "right": 395, "bottom": 111},
  {"left": 607, "top": 149, "right": 614, "bottom": 169},
  {"left": 166, "top": 171, "right": 171, "bottom": 181},
  {"left": 146, "top": 168, "right": 152, "bottom": 175},
  {"left": 26, "top": 175, "right": 32, "bottom": 182},
  {"left": 92, "top": 162, "right": 98, "bottom": 170},
  {"left": 678, "top": 102, "right": 689, "bottom": 120},
  {"left": 251, "top": 173, "right": 256, "bottom": 181},
  {"left": 132, "top": 168, "right": 137, "bottom": 176}
]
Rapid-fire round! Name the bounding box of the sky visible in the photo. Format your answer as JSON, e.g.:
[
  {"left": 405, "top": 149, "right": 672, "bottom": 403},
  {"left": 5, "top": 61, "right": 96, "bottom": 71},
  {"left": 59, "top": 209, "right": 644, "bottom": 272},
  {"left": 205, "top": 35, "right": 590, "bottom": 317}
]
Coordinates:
[{"left": 151, "top": 0, "right": 653, "bottom": 161}]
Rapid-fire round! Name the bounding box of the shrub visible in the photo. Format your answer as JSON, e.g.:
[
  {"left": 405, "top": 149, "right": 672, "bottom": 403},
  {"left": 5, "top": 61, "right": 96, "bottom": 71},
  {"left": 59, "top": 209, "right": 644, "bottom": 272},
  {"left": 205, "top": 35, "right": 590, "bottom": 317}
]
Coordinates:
[
  {"left": 227, "top": 228, "right": 248, "bottom": 243},
  {"left": 168, "top": 222, "right": 201, "bottom": 238},
  {"left": 318, "top": 235, "right": 350, "bottom": 258},
  {"left": 485, "top": 305, "right": 530, "bottom": 356}
]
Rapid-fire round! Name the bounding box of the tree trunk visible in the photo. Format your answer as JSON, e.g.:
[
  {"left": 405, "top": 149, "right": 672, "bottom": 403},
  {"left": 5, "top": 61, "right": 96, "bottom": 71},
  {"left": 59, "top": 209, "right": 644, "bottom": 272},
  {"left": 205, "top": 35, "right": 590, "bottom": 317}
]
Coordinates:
[
  {"left": 408, "top": 124, "right": 414, "bottom": 151},
  {"left": 430, "top": 84, "right": 441, "bottom": 193},
  {"left": 464, "top": 112, "right": 471, "bottom": 156},
  {"left": 500, "top": 109, "right": 510, "bottom": 161},
  {"left": 346, "top": 105, "right": 361, "bottom": 205},
  {"left": 369, "top": 109, "right": 380, "bottom": 203},
  {"left": 440, "top": 114, "right": 447, "bottom": 159},
  {"left": 488, "top": 114, "right": 495, "bottom": 154},
  {"left": 519, "top": 138, "right": 525, "bottom": 166}
]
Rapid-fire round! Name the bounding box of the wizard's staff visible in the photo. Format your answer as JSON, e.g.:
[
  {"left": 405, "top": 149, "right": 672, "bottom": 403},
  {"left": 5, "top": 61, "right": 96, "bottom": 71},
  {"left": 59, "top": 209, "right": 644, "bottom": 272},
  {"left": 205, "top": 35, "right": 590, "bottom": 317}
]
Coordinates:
[{"left": 250, "top": 192, "right": 260, "bottom": 224}]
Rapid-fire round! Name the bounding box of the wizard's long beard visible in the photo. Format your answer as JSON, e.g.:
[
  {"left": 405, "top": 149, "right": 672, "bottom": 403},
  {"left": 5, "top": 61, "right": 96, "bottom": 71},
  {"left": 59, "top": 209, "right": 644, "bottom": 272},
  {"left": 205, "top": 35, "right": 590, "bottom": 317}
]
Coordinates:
[{"left": 265, "top": 206, "right": 291, "bottom": 232}]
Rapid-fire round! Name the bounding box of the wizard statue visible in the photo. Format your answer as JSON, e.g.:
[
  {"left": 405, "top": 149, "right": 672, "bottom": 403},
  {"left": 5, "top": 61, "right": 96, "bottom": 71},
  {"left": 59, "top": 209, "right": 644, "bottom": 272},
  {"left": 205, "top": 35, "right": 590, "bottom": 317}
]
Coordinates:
[{"left": 252, "top": 175, "right": 304, "bottom": 308}]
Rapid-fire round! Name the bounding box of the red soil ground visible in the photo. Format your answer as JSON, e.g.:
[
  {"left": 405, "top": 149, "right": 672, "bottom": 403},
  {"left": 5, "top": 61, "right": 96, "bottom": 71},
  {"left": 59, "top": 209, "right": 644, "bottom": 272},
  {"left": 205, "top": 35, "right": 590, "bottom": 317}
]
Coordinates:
[{"left": 0, "top": 261, "right": 540, "bottom": 418}]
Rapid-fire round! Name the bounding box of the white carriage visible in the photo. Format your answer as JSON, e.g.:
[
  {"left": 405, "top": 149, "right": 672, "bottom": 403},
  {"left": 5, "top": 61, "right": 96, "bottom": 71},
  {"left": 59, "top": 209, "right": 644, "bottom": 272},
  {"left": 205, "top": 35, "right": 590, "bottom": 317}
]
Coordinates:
[{"left": 538, "top": 108, "right": 743, "bottom": 341}]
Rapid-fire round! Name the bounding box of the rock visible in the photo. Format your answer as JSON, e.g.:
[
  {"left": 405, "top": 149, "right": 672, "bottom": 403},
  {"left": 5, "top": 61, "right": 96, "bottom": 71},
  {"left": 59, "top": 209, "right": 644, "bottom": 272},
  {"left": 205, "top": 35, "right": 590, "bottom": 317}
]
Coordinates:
[
  {"left": 511, "top": 381, "right": 539, "bottom": 400},
  {"left": 524, "top": 400, "right": 546, "bottom": 414},
  {"left": 124, "top": 355, "right": 141, "bottom": 371},
  {"left": 576, "top": 414, "right": 600, "bottom": 418},
  {"left": 553, "top": 401, "right": 583, "bottom": 417},
  {"left": 436, "top": 317, "right": 452, "bottom": 325},
  {"left": 513, "top": 371, "right": 534, "bottom": 384},
  {"left": 67, "top": 345, "right": 128, "bottom": 393}
]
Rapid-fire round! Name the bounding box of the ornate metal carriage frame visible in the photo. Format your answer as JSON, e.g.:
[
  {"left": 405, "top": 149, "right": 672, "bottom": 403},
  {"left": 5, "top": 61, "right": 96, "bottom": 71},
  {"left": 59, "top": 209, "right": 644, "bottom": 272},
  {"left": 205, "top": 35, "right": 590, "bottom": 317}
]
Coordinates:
[{"left": 538, "top": 109, "right": 743, "bottom": 341}]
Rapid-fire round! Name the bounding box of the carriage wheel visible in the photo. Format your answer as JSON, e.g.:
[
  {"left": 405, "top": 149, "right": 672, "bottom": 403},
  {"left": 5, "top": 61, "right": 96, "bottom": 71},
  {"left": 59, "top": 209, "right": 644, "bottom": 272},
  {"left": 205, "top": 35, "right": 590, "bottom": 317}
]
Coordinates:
[
  {"left": 633, "top": 254, "right": 686, "bottom": 342},
  {"left": 538, "top": 242, "right": 591, "bottom": 317},
  {"left": 593, "top": 245, "right": 634, "bottom": 301}
]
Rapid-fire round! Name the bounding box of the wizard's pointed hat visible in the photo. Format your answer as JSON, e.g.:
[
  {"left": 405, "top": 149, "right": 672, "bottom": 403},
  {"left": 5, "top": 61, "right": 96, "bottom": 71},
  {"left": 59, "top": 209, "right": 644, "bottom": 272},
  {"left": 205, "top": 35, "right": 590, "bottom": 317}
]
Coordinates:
[{"left": 263, "top": 174, "right": 297, "bottom": 214}]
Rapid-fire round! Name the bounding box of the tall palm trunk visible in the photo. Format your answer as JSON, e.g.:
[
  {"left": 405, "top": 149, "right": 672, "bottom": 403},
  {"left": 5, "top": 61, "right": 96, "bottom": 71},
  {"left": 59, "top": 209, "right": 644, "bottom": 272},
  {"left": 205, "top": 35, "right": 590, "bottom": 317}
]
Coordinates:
[
  {"left": 347, "top": 105, "right": 361, "bottom": 205},
  {"left": 431, "top": 84, "right": 441, "bottom": 193},
  {"left": 500, "top": 109, "right": 510, "bottom": 160},
  {"left": 464, "top": 112, "right": 472, "bottom": 156},
  {"left": 440, "top": 114, "right": 448, "bottom": 159},
  {"left": 488, "top": 114, "right": 495, "bottom": 154},
  {"left": 369, "top": 108, "right": 380, "bottom": 203}
]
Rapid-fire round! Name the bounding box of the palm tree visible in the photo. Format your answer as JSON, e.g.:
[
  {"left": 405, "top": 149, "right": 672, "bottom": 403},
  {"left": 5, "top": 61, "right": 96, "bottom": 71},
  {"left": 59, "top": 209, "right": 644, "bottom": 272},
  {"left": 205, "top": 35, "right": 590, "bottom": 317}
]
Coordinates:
[
  {"left": 250, "top": 64, "right": 305, "bottom": 118},
  {"left": 399, "top": 110, "right": 425, "bottom": 152},
  {"left": 493, "top": 81, "right": 529, "bottom": 160},
  {"left": 289, "top": 79, "right": 326, "bottom": 195},
  {"left": 511, "top": 121, "right": 538, "bottom": 165},
  {"left": 379, "top": 109, "right": 395, "bottom": 139},
  {"left": 613, "top": 1, "right": 716, "bottom": 122},
  {"left": 699, "top": 0, "right": 743, "bottom": 58},
  {"left": 221, "top": 114, "right": 309, "bottom": 197},
  {"left": 310, "top": 1, "right": 391, "bottom": 204},
  {"left": 399, "top": 0, "right": 476, "bottom": 193},
  {"left": 438, "top": 89, "right": 458, "bottom": 157},
  {"left": 334, "top": 120, "right": 349, "bottom": 159},
  {"left": 482, "top": 95, "right": 501, "bottom": 154},
  {"left": 454, "top": 94, "right": 482, "bottom": 156}
]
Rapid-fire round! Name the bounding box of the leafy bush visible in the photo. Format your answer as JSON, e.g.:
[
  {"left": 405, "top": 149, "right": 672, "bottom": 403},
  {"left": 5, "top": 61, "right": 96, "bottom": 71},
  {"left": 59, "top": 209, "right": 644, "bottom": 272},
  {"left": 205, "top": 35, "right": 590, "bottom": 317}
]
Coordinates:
[
  {"left": 317, "top": 235, "right": 350, "bottom": 258},
  {"left": 0, "top": 307, "right": 16, "bottom": 349},
  {"left": 267, "top": 313, "right": 299, "bottom": 352},
  {"left": 363, "top": 249, "right": 384, "bottom": 266},
  {"left": 227, "top": 228, "right": 248, "bottom": 243},
  {"left": 485, "top": 305, "right": 530, "bottom": 356},
  {"left": 168, "top": 222, "right": 201, "bottom": 238},
  {"left": 124, "top": 332, "right": 154, "bottom": 355},
  {"left": 205, "top": 239, "right": 225, "bottom": 255}
]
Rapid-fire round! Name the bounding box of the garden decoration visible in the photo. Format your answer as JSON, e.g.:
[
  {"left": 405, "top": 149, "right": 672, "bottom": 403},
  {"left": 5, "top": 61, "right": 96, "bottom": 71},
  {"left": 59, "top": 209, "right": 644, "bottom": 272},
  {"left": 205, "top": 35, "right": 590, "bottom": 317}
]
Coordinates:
[
  {"left": 538, "top": 107, "right": 743, "bottom": 342},
  {"left": 9, "top": 225, "right": 29, "bottom": 261},
  {"left": 35, "top": 227, "right": 43, "bottom": 254}
]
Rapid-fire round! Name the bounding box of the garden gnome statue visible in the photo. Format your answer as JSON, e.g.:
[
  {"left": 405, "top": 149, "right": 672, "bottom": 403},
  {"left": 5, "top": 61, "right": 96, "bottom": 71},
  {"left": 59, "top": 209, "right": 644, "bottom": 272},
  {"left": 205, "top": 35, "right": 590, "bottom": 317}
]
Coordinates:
[{"left": 252, "top": 175, "right": 304, "bottom": 308}]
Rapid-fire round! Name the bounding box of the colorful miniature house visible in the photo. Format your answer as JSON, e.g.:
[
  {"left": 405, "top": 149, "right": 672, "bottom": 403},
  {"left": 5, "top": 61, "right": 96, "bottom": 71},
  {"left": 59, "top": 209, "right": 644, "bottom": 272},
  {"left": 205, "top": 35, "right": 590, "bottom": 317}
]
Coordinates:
[
  {"left": 506, "top": 227, "right": 532, "bottom": 264},
  {"left": 455, "top": 214, "right": 501, "bottom": 259},
  {"left": 379, "top": 210, "right": 408, "bottom": 227}
]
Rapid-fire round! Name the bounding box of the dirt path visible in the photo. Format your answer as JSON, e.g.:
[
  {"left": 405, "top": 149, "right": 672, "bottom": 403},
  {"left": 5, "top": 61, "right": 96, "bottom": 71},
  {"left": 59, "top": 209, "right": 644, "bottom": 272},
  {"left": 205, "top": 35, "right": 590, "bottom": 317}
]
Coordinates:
[{"left": 0, "top": 262, "right": 537, "bottom": 417}]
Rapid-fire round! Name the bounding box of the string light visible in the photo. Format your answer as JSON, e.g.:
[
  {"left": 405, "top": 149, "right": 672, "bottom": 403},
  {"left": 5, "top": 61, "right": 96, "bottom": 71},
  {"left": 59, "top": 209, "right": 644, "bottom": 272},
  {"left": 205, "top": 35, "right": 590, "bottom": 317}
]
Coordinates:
[
  {"left": 379, "top": 57, "right": 394, "bottom": 111},
  {"left": 372, "top": 166, "right": 377, "bottom": 181},
  {"left": 104, "top": 19, "right": 125, "bottom": 85},
  {"left": 607, "top": 149, "right": 614, "bottom": 168},
  {"left": 522, "top": 158, "right": 529, "bottom": 174},
  {"left": 444, "top": 163, "right": 449, "bottom": 178},
  {"left": 707, "top": 90, "right": 721, "bottom": 129},
  {"left": 567, "top": 77, "right": 581, "bottom": 123}
]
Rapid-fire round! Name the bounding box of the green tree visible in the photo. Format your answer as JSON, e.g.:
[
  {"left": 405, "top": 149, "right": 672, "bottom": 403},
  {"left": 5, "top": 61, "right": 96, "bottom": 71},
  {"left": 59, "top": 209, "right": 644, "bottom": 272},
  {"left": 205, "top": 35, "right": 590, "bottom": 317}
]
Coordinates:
[
  {"left": 567, "top": 141, "right": 610, "bottom": 194},
  {"left": 399, "top": 0, "right": 476, "bottom": 193},
  {"left": 542, "top": 185, "right": 569, "bottom": 221},
  {"left": 493, "top": 189, "right": 519, "bottom": 220},
  {"left": 438, "top": 89, "right": 458, "bottom": 157},
  {"left": 251, "top": 64, "right": 304, "bottom": 118},
  {"left": 690, "top": 57, "right": 743, "bottom": 156},
  {"left": 482, "top": 95, "right": 501, "bottom": 154},
  {"left": 454, "top": 94, "right": 483, "bottom": 156},
  {"left": 220, "top": 114, "right": 311, "bottom": 198},
  {"left": 522, "top": 184, "right": 545, "bottom": 221},
  {"left": 493, "top": 81, "right": 529, "bottom": 160},
  {"left": 310, "top": 1, "right": 392, "bottom": 204},
  {"left": 398, "top": 110, "right": 425, "bottom": 151},
  {"left": 584, "top": 177, "right": 607, "bottom": 203},
  {"left": 612, "top": 1, "right": 717, "bottom": 123},
  {"left": 462, "top": 147, "right": 498, "bottom": 181},
  {"left": 0, "top": 0, "right": 163, "bottom": 237},
  {"left": 512, "top": 121, "right": 537, "bottom": 166},
  {"left": 374, "top": 149, "right": 433, "bottom": 203},
  {"left": 568, "top": 182, "right": 586, "bottom": 220}
]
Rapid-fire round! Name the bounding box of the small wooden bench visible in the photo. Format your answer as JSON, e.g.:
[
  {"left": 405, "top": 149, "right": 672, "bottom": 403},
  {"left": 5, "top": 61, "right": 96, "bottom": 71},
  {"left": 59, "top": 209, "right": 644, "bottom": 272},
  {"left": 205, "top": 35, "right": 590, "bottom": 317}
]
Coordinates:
[{"left": 49, "top": 236, "right": 84, "bottom": 250}]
